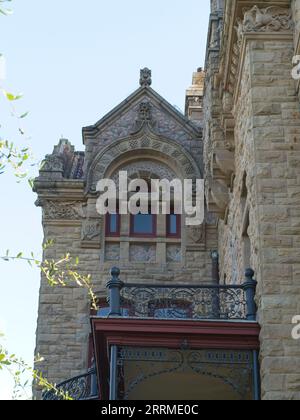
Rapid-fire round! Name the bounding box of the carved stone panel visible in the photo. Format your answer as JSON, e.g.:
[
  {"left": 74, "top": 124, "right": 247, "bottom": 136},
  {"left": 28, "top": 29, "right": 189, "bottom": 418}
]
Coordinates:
[
  {"left": 188, "top": 224, "right": 205, "bottom": 244},
  {"left": 81, "top": 219, "right": 102, "bottom": 249},
  {"left": 42, "top": 201, "right": 85, "bottom": 220},
  {"left": 105, "top": 244, "right": 120, "bottom": 261},
  {"left": 166, "top": 245, "right": 182, "bottom": 263},
  {"left": 237, "top": 6, "right": 293, "bottom": 36},
  {"left": 130, "top": 244, "right": 156, "bottom": 263}
]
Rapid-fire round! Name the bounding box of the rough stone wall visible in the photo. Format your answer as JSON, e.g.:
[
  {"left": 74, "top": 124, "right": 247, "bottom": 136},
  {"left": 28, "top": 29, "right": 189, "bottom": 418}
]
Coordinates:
[
  {"left": 35, "top": 223, "right": 93, "bottom": 385},
  {"left": 248, "top": 35, "right": 300, "bottom": 401},
  {"left": 204, "top": 0, "right": 300, "bottom": 400}
]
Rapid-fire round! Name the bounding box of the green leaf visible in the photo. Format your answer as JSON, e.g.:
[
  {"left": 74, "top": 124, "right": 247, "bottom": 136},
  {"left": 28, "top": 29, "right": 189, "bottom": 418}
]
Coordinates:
[
  {"left": 28, "top": 178, "right": 34, "bottom": 189},
  {"left": 4, "top": 92, "right": 15, "bottom": 101}
]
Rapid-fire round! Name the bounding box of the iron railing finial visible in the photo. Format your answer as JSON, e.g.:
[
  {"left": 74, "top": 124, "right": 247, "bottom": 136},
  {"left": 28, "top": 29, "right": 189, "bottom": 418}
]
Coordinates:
[
  {"left": 243, "top": 268, "right": 257, "bottom": 321},
  {"left": 106, "top": 267, "right": 124, "bottom": 317}
]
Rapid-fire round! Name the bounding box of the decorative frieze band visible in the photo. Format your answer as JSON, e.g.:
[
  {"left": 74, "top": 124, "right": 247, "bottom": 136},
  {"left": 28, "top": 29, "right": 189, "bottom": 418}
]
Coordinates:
[
  {"left": 236, "top": 6, "right": 292, "bottom": 38},
  {"left": 41, "top": 201, "right": 85, "bottom": 220}
]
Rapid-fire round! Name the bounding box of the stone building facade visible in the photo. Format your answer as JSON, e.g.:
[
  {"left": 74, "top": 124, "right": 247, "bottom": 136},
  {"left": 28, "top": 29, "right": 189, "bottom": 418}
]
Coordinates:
[
  {"left": 34, "top": 0, "right": 300, "bottom": 400},
  {"left": 34, "top": 68, "right": 219, "bottom": 390},
  {"left": 204, "top": 0, "right": 300, "bottom": 400}
]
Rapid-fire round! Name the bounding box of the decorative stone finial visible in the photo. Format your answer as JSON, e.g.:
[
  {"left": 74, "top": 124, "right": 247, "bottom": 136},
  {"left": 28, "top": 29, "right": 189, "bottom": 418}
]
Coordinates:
[{"left": 140, "top": 68, "right": 152, "bottom": 87}]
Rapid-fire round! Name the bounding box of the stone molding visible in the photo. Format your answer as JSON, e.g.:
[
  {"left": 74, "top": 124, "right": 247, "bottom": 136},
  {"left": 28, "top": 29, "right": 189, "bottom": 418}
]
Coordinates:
[
  {"left": 110, "top": 160, "right": 176, "bottom": 185},
  {"left": 86, "top": 129, "right": 202, "bottom": 193}
]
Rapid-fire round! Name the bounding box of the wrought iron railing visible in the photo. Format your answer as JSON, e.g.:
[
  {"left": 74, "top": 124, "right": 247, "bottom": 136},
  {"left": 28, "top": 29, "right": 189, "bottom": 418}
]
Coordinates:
[
  {"left": 121, "top": 284, "right": 247, "bottom": 320},
  {"left": 42, "top": 369, "right": 98, "bottom": 401},
  {"left": 104, "top": 268, "right": 257, "bottom": 322}
]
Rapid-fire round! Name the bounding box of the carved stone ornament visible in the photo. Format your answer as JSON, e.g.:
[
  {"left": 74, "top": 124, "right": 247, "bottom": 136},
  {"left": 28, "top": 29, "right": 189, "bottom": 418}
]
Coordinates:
[
  {"left": 188, "top": 224, "right": 205, "bottom": 244},
  {"left": 81, "top": 219, "right": 102, "bottom": 241},
  {"left": 132, "top": 101, "right": 157, "bottom": 133},
  {"left": 42, "top": 154, "right": 64, "bottom": 172},
  {"left": 167, "top": 245, "right": 182, "bottom": 263},
  {"left": 111, "top": 160, "right": 176, "bottom": 188},
  {"left": 43, "top": 201, "right": 85, "bottom": 220},
  {"left": 229, "top": 6, "right": 292, "bottom": 96},
  {"left": 236, "top": 6, "right": 292, "bottom": 40},
  {"left": 105, "top": 244, "right": 120, "bottom": 261},
  {"left": 139, "top": 68, "right": 152, "bottom": 87},
  {"left": 130, "top": 244, "right": 156, "bottom": 263}
]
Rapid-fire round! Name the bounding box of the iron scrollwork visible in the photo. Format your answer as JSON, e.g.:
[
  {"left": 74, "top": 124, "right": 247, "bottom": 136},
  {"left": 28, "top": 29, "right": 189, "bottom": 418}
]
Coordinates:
[
  {"left": 120, "top": 284, "right": 247, "bottom": 321},
  {"left": 42, "top": 369, "right": 98, "bottom": 401},
  {"left": 116, "top": 347, "right": 254, "bottom": 401}
]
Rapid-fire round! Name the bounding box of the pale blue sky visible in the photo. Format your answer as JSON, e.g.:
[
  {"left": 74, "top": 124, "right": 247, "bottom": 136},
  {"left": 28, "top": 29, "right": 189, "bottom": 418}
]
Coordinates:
[{"left": 0, "top": 0, "right": 210, "bottom": 399}]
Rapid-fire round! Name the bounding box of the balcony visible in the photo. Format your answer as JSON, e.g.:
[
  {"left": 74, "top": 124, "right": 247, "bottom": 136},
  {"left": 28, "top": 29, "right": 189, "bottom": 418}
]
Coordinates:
[
  {"left": 106, "top": 267, "right": 257, "bottom": 322},
  {"left": 91, "top": 268, "right": 260, "bottom": 400},
  {"left": 43, "top": 269, "right": 260, "bottom": 401}
]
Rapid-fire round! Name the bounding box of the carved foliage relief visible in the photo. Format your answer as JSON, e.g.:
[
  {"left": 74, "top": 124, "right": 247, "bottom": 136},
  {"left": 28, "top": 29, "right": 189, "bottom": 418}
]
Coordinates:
[
  {"left": 42, "top": 201, "right": 85, "bottom": 220},
  {"left": 228, "top": 6, "right": 292, "bottom": 95}
]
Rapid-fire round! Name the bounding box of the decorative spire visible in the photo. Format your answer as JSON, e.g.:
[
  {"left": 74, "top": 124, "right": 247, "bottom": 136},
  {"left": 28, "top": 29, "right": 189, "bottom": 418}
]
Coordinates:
[{"left": 140, "top": 68, "right": 152, "bottom": 87}]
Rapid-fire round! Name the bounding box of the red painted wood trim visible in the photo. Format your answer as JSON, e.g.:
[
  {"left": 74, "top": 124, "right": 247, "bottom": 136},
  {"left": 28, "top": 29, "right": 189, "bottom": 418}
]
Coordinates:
[
  {"left": 91, "top": 318, "right": 260, "bottom": 400},
  {"left": 92, "top": 318, "right": 260, "bottom": 339}
]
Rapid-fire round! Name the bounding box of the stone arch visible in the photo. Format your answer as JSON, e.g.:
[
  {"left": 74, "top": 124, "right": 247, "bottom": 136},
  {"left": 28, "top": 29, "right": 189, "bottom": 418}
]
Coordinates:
[
  {"left": 109, "top": 160, "right": 177, "bottom": 187},
  {"left": 86, "top": 134, "right": 202, "bottom": 192}
]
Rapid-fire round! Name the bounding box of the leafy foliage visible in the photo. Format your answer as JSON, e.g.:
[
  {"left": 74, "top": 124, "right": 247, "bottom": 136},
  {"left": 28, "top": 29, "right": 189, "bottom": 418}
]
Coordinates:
[
  {"left": 1, "top": 242, "right": 98, "bottom": 311},
  {"left": 0, "top": 0, "right": 98, "bottom": 399},
  {"left": 0, "top": 0, "right": 12, "bottom": 16},
  {"left": 0, "top": 339, "right": 73, "bottom": 400}
]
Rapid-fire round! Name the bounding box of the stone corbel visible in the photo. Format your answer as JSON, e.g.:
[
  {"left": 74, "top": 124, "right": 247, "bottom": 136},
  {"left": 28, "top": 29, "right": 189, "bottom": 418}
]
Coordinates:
[
  {"left": 209, "top": 180, "right": 230, "bottom": 219},
  {"left": 215, "top": 149, "right": 235, "bottom": 178},
  {"left": 223, "top": 118, "right": 235, "bottom": 151}
]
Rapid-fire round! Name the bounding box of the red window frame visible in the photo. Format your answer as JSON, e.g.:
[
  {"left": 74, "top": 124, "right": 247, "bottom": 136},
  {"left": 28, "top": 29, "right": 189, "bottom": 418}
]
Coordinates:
[
  {"left": 130, "top": 213, "right": 157, "bottom": 238},
  {"left": 166, "top": 213, "right": 181, "bottom": 238},
  {"left": 105, "top": 213, "right": 121, "bottom": 237}
]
